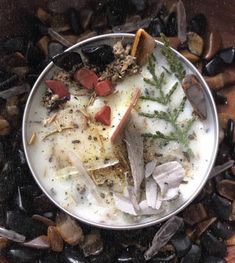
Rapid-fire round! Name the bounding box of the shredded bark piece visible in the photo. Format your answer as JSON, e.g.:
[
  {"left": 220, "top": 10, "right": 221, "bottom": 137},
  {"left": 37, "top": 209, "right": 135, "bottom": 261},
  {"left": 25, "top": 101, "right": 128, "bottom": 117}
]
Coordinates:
[
  {"left": 99, "top": 41, "right": 140, "bottom": 83},
  {"left": 28, "top": 132, "right": 37, "bottom": 145}
]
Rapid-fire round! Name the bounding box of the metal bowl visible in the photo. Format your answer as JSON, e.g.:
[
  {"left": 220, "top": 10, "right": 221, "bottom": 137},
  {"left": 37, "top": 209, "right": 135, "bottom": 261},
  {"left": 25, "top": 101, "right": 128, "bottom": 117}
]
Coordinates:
[{"left": 22, "top": 33, "right": 219, "bottom": 230}]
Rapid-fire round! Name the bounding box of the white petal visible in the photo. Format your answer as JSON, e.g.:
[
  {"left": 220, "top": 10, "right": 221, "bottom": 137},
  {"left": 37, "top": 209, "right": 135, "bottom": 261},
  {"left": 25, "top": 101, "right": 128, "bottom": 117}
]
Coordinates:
[
  {"left": 146, "top": 177, "right": 158, "bottom": 208},
  {"left": 153, "top": 161, "right": 185, "bottom": 196},
  {"left": 113, "top": 193, "right": 137, "bottom": 216},
  {"left": 160, "top": 187, "right": 180, "bottom": 201},
  {"left": 125, "top": 122, "right": 144, "bottom": 198},
  {"left": 138, "top": 200, "right": 164, "bottom": 215},
  {"left": 145, "top": 160, "right": 157, "bottom": 178}
]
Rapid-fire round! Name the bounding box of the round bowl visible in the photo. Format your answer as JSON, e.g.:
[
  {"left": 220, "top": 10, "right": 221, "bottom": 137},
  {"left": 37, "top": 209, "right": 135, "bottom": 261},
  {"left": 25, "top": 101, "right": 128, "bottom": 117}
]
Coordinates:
[{"left": 22, "top": 33, "right": 219, "bottom": 230}]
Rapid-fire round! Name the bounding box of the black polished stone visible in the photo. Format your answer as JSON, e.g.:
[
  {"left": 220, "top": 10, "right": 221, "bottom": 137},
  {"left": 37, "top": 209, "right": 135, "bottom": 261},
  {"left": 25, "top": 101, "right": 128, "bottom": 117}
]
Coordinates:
[
  {"left": 219, "top": 47, "right": 235, "bottom": 64},
  {"left": 166, "top": 12, "right": 177, "bottom": 37},
  {"left": 6, "top": 210, "right": 47, "bottom": 239},
  {"left": 231, "top": 142, "right": 235, "bottom": 160},
  {"left": 210, "top": 221, "right": 234, "bottom": 239},
  {"left": 171, "top": 232, "right": 192, "bottom": 257},
  {"left": 180, "top": 245, "right": 201, "bottom": 263},
  {"left": 82, "top": 45, "right": 114, "bottom": 67},
  {"left": 8, "top": 247, "right": 42, "bottom": 263},
  {"left": 151, "top": 251, "right": 176, "bottom": 262},
  {"left": 3, "top": 37, "right": 25, "bottom": 53},
  {"left": 225, "top": 119, "right": 234, "bottom": 146},
  {"left": 0, "top": 161, "right": 16, "bottom": 202},
  {"left": 63, "top": 245, "right": 87, "bottom": 263},
  {"left": 189, "top": 14, "right": 207, "bottom": 35},
  {"left": 212, "top": 91, "right": 228, "bottom": 105},
  {"left": 52, "top": 51, "right": 83, "bottom": 72},
  {"left": 106, "top": 0, "right": 129, "bottom": 27},
  {"left": 48, "top": 42, "right": 64, "bottom": 59},
  {"left": 203, "top": 257, "right": 226, "bottom": 263},
  {"left": 204, "top": 56, "right": 225, "bottom": 76},
  {"left": 211, "top": 193, "right": 232, "bottom": 221},
  {"left": 67, "top": 8, "right": 82, "bottom": 35},
  {"left": 117, "top": 246, "right": 144, "bottom": 263},
  {"left": 147, "top": 16, "right": 167, "bottom": 37},
  {"left": 201, "top": 232, "right": 227, "bottom": 257}
]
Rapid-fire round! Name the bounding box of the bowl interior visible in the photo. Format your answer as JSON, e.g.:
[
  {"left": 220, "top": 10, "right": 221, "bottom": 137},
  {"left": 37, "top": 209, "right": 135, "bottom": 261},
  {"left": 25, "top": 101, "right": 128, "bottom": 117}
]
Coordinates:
[{"left": 23, "top": 33, "right": 219, "bottom": 229}]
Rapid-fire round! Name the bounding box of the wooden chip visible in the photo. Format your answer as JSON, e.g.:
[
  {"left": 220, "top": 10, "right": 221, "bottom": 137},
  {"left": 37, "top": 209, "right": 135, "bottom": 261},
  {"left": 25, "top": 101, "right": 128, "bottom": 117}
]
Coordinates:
[
  {"left": 110, "top": 88, "right": 140, "bottom": 143},
  {"left": 32, "top": 214, "right": 56, "bottom": 227},
  {"left": 131, "top": 28, "right": 156, "bottom": 66},
  {"left": 28, "top": 132, "right": 36, "bottom": 145}
]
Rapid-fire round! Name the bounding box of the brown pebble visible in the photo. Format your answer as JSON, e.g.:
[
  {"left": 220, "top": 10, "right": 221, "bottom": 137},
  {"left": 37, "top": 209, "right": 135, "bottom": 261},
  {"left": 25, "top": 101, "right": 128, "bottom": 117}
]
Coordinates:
[
  {"left": 155, "top": 36, "right": 181, "bottom": 50},
  {"left": 204, "top": 71, "right": 235, "bottom": 91},
  {"left": 204, "top": 30, "right": 223, "bottom": 60},
  {"left": 187, "top": 32, "right": 204, "bottom": 56},
  {"left": 10, "top": 66, "right": 29, "bottom": 78},
  {"left": 6, "top": 96, "right": 19, "bottom": 116},
  {"left": 218, "top": 112, "right": 235, "bottom": 129},
  {"left": 182, "top": 74, "right": 207, "bottom": 119},
  {"left": 225, "top": 246, "right": 235, "bottom": 262},
  {"left": 196, "top": 217, "right": 217, "bottom": 238},
  {"left": 36, "top": 7, "right": 52, "bottom": 24},
  {"left": 227, "top": 234, "right": 235, "bottom": 246},
  {"left": 56, "top": 214, "right": 84, "bottom": 246},
  {"left": 182, "top": 203, "right": 208, "bottom": 225},
  {"left": 47, "top": 226, "right": 63, "bottom": 252},
  {"left": 0, "top": 117, "right": 10, "bottom": 136},
  {"left": 180, "top": 50, "right": 200, "bottom": 62},
  {"left": 231, "top": 166, "right": 235, "bottom": 176},
  {"left": 0, "top": 237, "right": 10, "bottom": 250},
  {"left": 32, "top": 214, "right": 56, "bottom": 227},
  {"left": 229, "top": 200, "right": 235, "bottom": 221},
  {"left": 218, "top": 179, "right": 235, "bottom": 200},
  {"left": 0, "top": 256, "right": 9, "bottom": 263},
  {"left": 37, "top": 36, "right": 49, "bottom": 57}
]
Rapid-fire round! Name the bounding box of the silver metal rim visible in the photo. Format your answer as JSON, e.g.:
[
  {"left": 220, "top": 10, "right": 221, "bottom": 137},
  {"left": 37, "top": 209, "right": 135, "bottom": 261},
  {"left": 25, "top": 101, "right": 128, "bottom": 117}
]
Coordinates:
[{"left": 22, "top": 33, "right": 219, "bottom": 230}]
